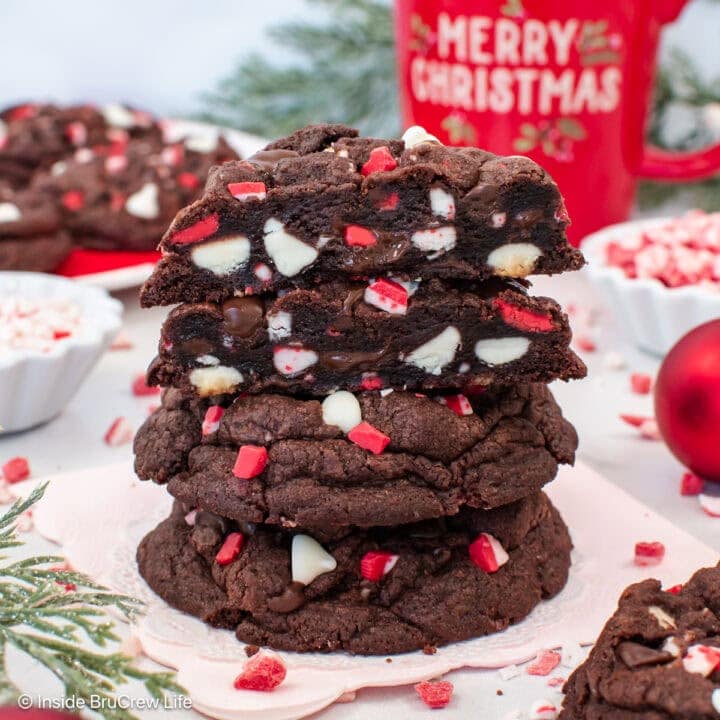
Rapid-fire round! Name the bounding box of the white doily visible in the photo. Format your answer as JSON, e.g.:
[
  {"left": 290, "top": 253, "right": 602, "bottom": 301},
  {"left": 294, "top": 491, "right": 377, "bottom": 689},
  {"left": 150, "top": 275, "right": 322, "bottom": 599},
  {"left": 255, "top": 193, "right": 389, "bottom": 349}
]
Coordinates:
[{"left": 26, "top": 461, "right": 719, "bottom": 720}]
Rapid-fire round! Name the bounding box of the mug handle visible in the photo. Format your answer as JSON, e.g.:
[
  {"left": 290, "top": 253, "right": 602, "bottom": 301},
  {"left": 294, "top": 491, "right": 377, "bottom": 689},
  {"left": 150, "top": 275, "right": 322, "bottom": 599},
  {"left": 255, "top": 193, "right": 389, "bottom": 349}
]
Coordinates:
[
  {"left": 639, "top": 0, "right": 720, "bottom": 179},
  {"left": 639, "top": 144, "right": 720, "bottom": 180}
]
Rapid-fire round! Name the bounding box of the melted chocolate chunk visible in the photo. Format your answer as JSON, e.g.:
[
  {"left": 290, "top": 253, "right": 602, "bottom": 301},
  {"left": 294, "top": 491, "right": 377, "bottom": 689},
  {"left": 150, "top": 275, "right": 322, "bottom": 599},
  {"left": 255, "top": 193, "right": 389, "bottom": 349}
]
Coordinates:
[
  {"left": 247, "top": 148, "right": 300, "bottom": 170},
  {"left": 616, "top": 641, "right": 674, "bottom": 669},
  {"left": 222, "top": 297, "right": 264, "bottom": 338},
  {"left": 266, "top": 581, "right": 306, "bottom": 613}
]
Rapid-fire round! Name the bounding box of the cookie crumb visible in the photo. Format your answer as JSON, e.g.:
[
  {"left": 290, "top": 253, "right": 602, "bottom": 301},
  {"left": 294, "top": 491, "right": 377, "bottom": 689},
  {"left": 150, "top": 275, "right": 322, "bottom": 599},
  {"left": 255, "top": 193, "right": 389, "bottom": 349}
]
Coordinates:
[
  {"left": 423, "top": 644, "right": 437, "bottom": 655},
  {"left": 244, "top": 645, "right": 259, "bottom": 657}
]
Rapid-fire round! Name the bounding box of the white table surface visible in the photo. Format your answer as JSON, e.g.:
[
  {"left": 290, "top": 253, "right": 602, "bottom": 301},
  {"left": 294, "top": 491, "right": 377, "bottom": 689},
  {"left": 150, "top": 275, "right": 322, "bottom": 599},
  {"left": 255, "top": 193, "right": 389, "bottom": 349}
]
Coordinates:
[{"left": 1, "top": 269, "right": 717, "bottom": 720}]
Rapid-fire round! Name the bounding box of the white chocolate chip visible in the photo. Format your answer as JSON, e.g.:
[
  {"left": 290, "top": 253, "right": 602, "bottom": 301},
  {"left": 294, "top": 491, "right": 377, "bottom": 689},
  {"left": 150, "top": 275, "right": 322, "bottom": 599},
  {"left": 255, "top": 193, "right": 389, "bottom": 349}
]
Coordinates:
[
  {"left": 712, "top": 688, "right": 720, "bottom": 713},
  {"left": 125, "top": 182, "right": 159, "bottom": 220},
  {"left": 184, "top": 133, "right": 218, "bottom": 153},
  {"left": 291, "top": 534, "right": 337, "bottom": 585},
  {"left": 0, "top": 202, "right": 21, "bottom": 223},
  {"left": 491, "top": 212, "right": 507, "bottom": 228},
  {"left": 402, "top": 125, "right": 441, "bottom": 148},
  {"left": 273, "top": 346, "right": 318, "bottom": 376},
  {"left": 267, "top": 311, "right": 292, "bottom": 341},
  {"left": 189, "top": 366, "right": 243, "bottom": 397},
  {"left": 411, "top": 226, "right": 457, "bottom": 255},
  {"left": 429, "top": 187, "right": 455, "bottom": 220},
  {"left": 191, "top": 236, "right": 251, "bottom": 275},
  {"left": 317, "top": 235, "right": 332, "bottom": 249},
  {"left": 196, "top": 354, "right": 219, "bottom": 366},
  {"left": 487, "top": 243, "right": 542, "bottom": 277},
  {"left": 474, "top": 337, "right": 529, "bottom": 365},
  {"left": 253, "top": 262, "right": 273, "bottom": 282},
  {"left": 322, "top": 391, "right": 362, "bottom": 433},
  {"left": 263, "top": 218, "right": 318, "bottom": 277},
  {"left": 102, "top": 103, "right": 137, "bottom": 128},
  {"left": 51, "top": 161, "right": 67, "bottom": 176},
  {"left": 458, "top": 362, "right": 470, "bottom": 374},
  {"left": 403, "top": 326, "right": 461, "bottom": 376},
  {"left": 648, "top": 605, "right": 676, "bottom": 630},
  {"left": 661, "top": 637, "right": 681, "bottom": 658}
]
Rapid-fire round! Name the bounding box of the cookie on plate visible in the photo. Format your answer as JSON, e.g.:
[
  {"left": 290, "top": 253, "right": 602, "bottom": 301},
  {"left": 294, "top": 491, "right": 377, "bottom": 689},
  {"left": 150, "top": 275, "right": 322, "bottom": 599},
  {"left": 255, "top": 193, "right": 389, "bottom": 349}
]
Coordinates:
[{"left": 138, "top": 491, "right": 572, "bottom": 654}]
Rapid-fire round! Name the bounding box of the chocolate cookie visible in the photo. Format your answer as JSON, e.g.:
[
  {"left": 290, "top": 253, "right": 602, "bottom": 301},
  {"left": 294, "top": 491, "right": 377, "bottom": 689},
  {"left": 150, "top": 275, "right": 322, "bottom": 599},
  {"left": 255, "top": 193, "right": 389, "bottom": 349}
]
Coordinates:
[
  {"left": 561, "top": 565, "right": 720, "bottom": 719},
  {"left": 148, "top": 277, "right": 585, "bottom": 397},
  {"left": 137, "top": 491, "right": 572, "bottom": 655},
  {"left": 140, "top": 123, "right": 584, "bottom": 306},
  {"left": 0, "top": 102, "right": 161, "bottom": 189},
  {"left": 0, "top": 186, "right": 71, "bottom": 271},
  {"left": 133, "top": 384, "right": 577, "bottom": 537},
  {"left": 31, "top": 135, "right": 238, "bottom": 252}
]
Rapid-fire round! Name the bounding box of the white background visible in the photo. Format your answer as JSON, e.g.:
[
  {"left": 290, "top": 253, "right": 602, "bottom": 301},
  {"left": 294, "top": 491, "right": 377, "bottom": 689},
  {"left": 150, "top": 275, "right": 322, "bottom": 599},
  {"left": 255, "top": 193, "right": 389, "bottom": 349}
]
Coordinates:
[{"left": 0, "top": 0, "right": 717, "bottom": 121}]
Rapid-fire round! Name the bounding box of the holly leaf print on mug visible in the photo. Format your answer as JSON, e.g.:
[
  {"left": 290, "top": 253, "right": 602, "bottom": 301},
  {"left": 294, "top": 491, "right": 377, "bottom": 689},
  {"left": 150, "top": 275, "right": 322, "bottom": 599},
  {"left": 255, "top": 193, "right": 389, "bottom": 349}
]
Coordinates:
[
  {"left": 513, "top": 118, "right": 587, "bottom": 162},
  {"left": 500, "top": 0, "right": 526, "bottom": 20},
  {"left": 577, "top": 20, "right": 622, "bottom": 66}
]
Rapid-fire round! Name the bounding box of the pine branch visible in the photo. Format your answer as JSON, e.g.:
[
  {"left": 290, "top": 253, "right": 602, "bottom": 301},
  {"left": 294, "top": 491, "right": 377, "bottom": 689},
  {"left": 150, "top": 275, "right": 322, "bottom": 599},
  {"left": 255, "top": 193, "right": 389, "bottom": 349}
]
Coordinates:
[
  {"left": 0, "top": 487, "right": 185, "bottom": 719},
  {"left": 198, "top": 0, "right": 399, "bottom": 137}
]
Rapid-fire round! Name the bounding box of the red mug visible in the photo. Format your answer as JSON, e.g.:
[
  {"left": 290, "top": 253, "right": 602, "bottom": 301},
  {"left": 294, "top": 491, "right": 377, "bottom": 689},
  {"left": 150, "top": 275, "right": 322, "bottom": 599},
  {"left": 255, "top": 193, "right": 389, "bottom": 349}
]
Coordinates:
[{"left": 394, "top": 0, "right": 720, "bottom": 244}]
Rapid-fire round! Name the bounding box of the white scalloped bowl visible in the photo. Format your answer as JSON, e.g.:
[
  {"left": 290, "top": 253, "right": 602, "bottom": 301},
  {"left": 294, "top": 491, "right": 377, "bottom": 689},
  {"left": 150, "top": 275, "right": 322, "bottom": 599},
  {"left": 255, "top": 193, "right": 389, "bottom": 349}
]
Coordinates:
[
  {"left": 0, "top": 272, "right": 123, "bottom": 432},
  {"left": 581, "top": 218, "right": 720, "bottom": 357}
]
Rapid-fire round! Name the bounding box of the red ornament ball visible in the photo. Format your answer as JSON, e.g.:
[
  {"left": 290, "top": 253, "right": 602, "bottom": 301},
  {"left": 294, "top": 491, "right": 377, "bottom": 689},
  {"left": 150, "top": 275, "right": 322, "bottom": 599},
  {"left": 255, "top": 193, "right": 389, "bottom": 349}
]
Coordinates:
[{"left": 655, "top": 320, "right": 720, "bottom": 482}]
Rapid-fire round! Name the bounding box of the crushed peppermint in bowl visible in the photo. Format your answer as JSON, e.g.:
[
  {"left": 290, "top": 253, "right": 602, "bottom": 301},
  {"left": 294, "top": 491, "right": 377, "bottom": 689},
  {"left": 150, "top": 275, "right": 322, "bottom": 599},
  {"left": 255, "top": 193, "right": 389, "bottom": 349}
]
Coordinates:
[
  {"left": 0, "top": 272, "right": 123, "bottom": 431},
  {"left": 582, "top": 212, "right": 720, "bottom": 356}
]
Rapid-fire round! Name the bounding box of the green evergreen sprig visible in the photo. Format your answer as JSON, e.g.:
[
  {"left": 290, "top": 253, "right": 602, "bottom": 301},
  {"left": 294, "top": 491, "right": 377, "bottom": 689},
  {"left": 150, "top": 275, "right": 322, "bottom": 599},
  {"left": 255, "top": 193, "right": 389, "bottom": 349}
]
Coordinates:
[
  {"left": 199, "top": 0, "right": 399, "bottom": 137},
  {"left": 0, "top": 484, "right": 184, "bottom": 720}
]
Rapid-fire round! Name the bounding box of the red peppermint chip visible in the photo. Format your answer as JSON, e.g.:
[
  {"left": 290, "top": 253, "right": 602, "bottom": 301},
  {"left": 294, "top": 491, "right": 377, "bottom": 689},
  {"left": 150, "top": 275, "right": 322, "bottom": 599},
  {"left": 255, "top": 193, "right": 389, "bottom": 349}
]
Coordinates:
[
  {"left": 61, "top": 190, "right": 85, "bottom": 212},
  {"left": 131, "top": 374, "right": 160, "bottom": 397},
  {"left": 233, "top": 445, "right": 268, "bottom": 479},
  {"left": 468, "top": 533, "right": 509, "bottom": 573},
  {"left": 104, "top": 417, "right": 134, "bottom": 446},
  {"left": 619, "top": 414, "right": 652, "bottom": 428},
  {"left": 2, "top": 457, "right": 30, "bottom": 484},
  {"left": 438, "top": 394, "right": 473, "bottom": 416},
  {"left": 169, "top": 213, "right": 220, "bottom": 245},
  {"left": 526, "top": 650, "right": 561, "bottom": 676},
  {"left": 7, "top": 104, "right": 37, "bottom": 121},
  {"left": 234, "top": 651, "right": 287, "bottom": 691},
  {"left": 414, "top": 680, "right": 453, "bottom": 709},
  {"left": 364, "top": 278, "right": 408, "bottom": 315},
  {"left": 634, "top": 541, "right": 665, "bottom": 567},
  {"left": 666, "top": 584, "right": 683, "bottom": 595},
  {"left": 360, "top": 550, "right": 399, "bottom": 581},
  {"left": 65, "top": 121, "right": 87, "bottom": 146},
  {"left": 493, "top": 299, "right": 555, "bottom": 332},
  {"left": 360, "top": 375, "right": 383, "bottom": 391},
  {"left": 178, "top": 171, "right": 200, "bottom": 190},
  {"left": 202, "top": 405, "right": 224, "bottom": 435},
  {"left": 216, "top": 532, "right": 244, "bottom": 566},
  {"left": 345, "top": 225, "right": 377, "bottom": 247},
  {"left": 348, "top": 422, "right": 390, "bottom": 454},
  {"left": 109, "top": 191, "right": 126, "bottom": 211},
  {"left": 228, "top": 181, "right": 267, "bottom": 202},
  {"left": 680, "top": 471, "right": 704, "bottom": 496},
  {"left": 361, "top": 146, "right": 397, "bottom": 176},
  {"left": 575, "top": 335, "right": 596, "bottom": 352},
  {"left": 630, "top": 373, "right": 653, "bottom": 395},
  {"left": 53, "top": 329, "right": 71, "bottom": 340},
  {"left": 377, "top": 191, "right": 399, "bottom": 211}
]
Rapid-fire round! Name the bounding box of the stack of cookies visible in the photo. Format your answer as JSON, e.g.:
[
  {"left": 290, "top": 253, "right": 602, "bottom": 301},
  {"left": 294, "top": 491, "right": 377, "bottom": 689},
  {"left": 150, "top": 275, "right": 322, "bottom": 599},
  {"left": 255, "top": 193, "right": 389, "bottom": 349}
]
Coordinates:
[{"left": 135, "top": 123, "right": 586, "bottom": 655}]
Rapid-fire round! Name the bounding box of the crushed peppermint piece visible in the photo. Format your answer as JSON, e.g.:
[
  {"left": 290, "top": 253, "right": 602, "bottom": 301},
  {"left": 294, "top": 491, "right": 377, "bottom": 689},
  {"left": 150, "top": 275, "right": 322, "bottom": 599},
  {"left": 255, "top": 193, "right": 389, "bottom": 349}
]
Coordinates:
[
  {"left": 233, "top": 651, "right": 286, "bottom": 691},
  {"left": 634, "top": 541, "right": 665, "bottom": 567},
  {"left": 528, "top": 699, "right": 558, "bottom": 719},
  {"left": 526, "top": 650, "right": 561, "bottom": 676},
  {"left": 630, "top": 373, "right": 653, "bottom": 395},
  {"left": 202, "top": 406, "right": 224, "bottom": 435},
  {"left": 361, "top": 146, "right": 397, "bottom": 176},
  {"left": 699, "top": 494, "right": 720, "bottom": 517},
  {"left": 104, "top": 417, "right": 134, "bottom": 446},
  {"left": 348, "top": 422, "right": 390, "bottom": 454},
  {"left": 131, "top": 374, "right": 160, "bottom": 397},
  {"left": 437, "top": 394, "right": 473, "bottom": 416},
  {"left": 498, "top": 664, "right": 520, "bottom": 681},
  {"left": 1, "top": 457, "right": 30, "bottom": 484},
  {"left": 216, "top": 532, "right": 244, "bottom": 566},
  {"left": 233, "top": 446, "right": 268, "bottom": 479},
  {"left": 414, "top": 680, "right": 453, "bottom": 709},
  {"left": 680, "top": 472, "right": 704, "bottom": 496},
  {"left": 360, "top": 551, "right": 399, "bottom": 581},
  {"left": 469, "top": 533, "right": 509, "bottom": 573}
]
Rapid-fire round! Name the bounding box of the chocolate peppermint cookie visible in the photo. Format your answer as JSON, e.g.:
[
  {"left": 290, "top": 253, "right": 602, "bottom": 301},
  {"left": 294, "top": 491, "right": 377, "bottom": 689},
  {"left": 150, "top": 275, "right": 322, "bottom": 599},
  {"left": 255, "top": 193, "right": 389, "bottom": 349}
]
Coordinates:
[
  {"left": 140, "top": 123, "right": 584, "bottom": 305},
  {"left": 134, "top": 383, "right": 577, "bottom": 537},
  {"left": 148, "top": 277, "right": 585, "bottom": 397},
  {"left": 31, "top": 135, "right": 238, "bottom": 252},
  {"left": 137, "top": 491, "right": 572, "bottom": 655},
  {"left": 0, "top": 186, "right": 71, "bottom": 271},
  {"left": 561, "top": 565, "right": 720, "bottom": 719},
  {"left": 0, "top": 102, "right": 161, "bottom": 189}
]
